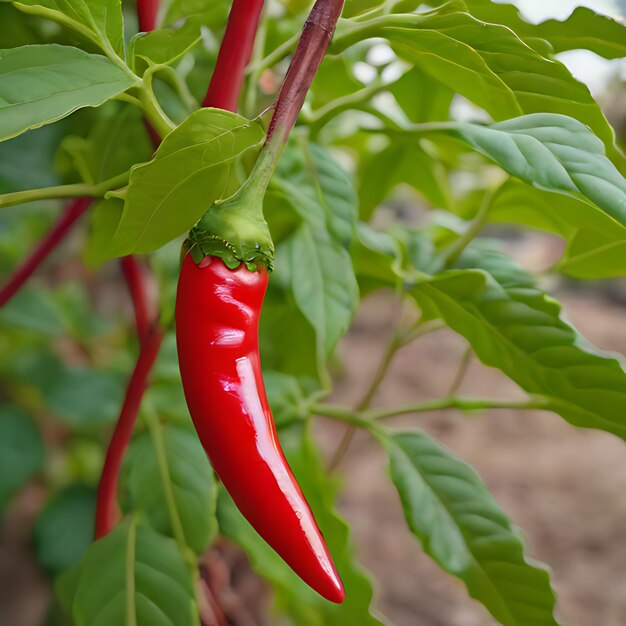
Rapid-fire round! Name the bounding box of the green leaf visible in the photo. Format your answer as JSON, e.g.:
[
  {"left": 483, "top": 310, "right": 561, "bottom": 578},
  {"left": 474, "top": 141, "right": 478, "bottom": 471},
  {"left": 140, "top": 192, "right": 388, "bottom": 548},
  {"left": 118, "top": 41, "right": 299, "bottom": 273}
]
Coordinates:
[
  {"left": 562, "top": 227, "right": 626, "bottom": 279},
  {"left": 0, "top": 404, "right": 44, "bottom": 510},
  {"left": 446, "top": 113, "right": 626, "bottom": 279},
  {"left": 343, "top": 0, "right": 387, "bottom": 18},
  {"left": 10, "top": 0, "right": 125, "bottom": 55},
  {"left": 341, "top": 8, "right": 618, "bottom": 153},
  {"left": 310, "top": 55, "right": 364, "bottom": 110},
  {"left": 131, "top": 14, "right": 216, "bottom": 68},
  {"left": 162, "top": 0, "right": 229, "bottom": 28},
  {"left": 358, "top": 139, "right": 451, "bottom": 218},
  {"left": 411, "top": 266, "right": 626, "bottom": 439},
  {"left": 0, "top": 288, "right": 67, "bottom": 335},
  {"left": 42, "top": 366, "right": 124, "bottom": 428},
  {"left": 264, "top": 371, "right": 318, "bottom": 428},
  {"left": 0, "top": 45, "right": 135, "bottom": 142},
  {"left": 386, "top": 430, "right": 560, "bottom": 626},
  {"left": 60, "top": 104, "right": 152, "bottom": 184},
  {"left": 123, "top": 425, "right": 217, "bottom": 555},
  {"left": 282, "top": 225, "right": 359, "bottom": 361},
  {"left": 259, "top": 283, "right": 321, "bottom": 380},
  {"left": 456, "top": 243, "right": 535, "bottom": 290},
  {"left": 0, "top": 124, "right": 63, "bottom": 192},
  {"left": 488, "top": 180, "right": 626, "bottom": 279},
  {"left": 351, "top": 222, "right": 403, "bottom": 294},
  {"left": 464, "top": 1, "right": 626, "bottom": 59},
  {"left": 271, "top": 141, "right": 360, "bottom": 363},
  {"left": 531, "top": 6, "right": 626, "bottom": 59},
  {"left": 0, "top": 4, "right": 51, "bottom": 50},
  {"left": 112, "top": 108, "right": 264, "bottom": 255},
  {"left": 34, "top": 484, "right": 96, "bottom": 574},
  {"left": 276, "top": 140, "right": 358, "bottom": 248},
  {"left": 57, "top": 518, "right": 199, "bottom": 625},
  {"left": 451, "top": 114, "right": 626, "bottom": 226},
  {"left": 84, "top": 197, "right": 124, "bottom": 267},
  {"left": 218, "top": 424, "right": 383, "bottom": 625},
  {"left": 389, "top": 66, "right": 454, "bottom": 124}
]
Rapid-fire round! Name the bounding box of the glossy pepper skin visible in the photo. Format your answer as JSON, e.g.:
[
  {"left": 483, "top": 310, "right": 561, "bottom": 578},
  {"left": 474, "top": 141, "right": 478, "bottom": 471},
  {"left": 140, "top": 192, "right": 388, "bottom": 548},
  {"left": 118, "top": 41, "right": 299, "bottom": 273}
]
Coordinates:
[{"left": 176, "top": 254, "right": 345, "bottom": 603}]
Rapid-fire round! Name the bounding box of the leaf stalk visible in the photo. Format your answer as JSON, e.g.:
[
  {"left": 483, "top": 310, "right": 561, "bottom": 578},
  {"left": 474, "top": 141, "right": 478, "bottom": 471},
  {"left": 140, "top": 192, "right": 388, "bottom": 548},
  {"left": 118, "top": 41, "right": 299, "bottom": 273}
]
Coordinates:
[{"left": 0, "top": 172, "right": 131, "bottom": 210}]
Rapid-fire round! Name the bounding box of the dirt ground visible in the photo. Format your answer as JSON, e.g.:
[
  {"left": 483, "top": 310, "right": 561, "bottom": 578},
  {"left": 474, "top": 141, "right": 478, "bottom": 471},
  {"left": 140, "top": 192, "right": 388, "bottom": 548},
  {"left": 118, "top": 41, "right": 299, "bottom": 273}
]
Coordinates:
[{"left": 2, "top": 276, "right": 626, "bottom": 626}]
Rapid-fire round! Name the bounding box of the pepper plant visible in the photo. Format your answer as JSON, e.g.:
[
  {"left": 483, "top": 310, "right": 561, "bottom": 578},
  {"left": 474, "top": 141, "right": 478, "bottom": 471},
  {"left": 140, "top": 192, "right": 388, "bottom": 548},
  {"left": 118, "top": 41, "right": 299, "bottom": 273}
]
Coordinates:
[{"left": 0, "top": 0, "right": 625, "bottom": 624}]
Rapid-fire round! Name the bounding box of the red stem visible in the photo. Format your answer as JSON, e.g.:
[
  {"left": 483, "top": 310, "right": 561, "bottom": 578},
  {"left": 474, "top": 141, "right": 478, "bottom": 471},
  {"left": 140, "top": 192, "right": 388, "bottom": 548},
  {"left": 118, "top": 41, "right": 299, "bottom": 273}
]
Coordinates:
[
  {"left": 137, "top": 0, "right": 159, "bottom": 31},
  {"left": 202, "top": 0, "right": 265, "bottom": 110},
  {"left": 94, "top": 324, "right": 164, "bottom": 538},
  {"left": 94, "top": 0, "right": 164, "bottom": 540},
  {"left": 0, "top": 198, "right": 91, "bottom": 308},
  {"left": 120, "top": 256, "right": 152, "bottom": 342},
  {"left": 267, "top": 0, "right": 344, "bottom": 141}
]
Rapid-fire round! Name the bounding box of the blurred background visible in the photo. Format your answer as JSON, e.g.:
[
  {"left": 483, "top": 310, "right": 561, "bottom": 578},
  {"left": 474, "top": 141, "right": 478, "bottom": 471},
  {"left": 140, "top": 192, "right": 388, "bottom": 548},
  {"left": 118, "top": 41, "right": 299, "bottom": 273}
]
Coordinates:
[{"left": 1, "top": 1, "right": 626, "bottom": 625}]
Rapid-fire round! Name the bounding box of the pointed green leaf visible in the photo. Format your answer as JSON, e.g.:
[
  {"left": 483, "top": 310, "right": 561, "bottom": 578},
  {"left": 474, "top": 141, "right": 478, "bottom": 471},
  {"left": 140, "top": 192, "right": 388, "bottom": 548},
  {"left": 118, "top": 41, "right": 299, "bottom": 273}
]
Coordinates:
[
  {"left": 412, "top": 266, "right": 626, "bottom": 439},
  {"left": 276, "top": 141, "right": 358, "bottom": 248},
  {"left": 351, "top": 222, "right": 404, "bottom": 294},
  {"left": 131, "top": 15, "right": 211, "bottom": 68},
  {"left": 0, "top": 45, "right": 135, "bottom": 142},
  {"left": 358, "top": 140, "right": 451, "bottom": 218},
  {"left": 389, "top": 66, "right": 454, "bottom": 124},
  {"left": 272, "top": 141, "right": 359, "bottom": 361},
  {"left": 263, "top": 371, "right": 318, "bottom": 428},
  {"left": 386, "top": 430, "right": 560, "bottom": 626},
  {"left": 337, "top": 8, "right": 618, "bottom": 153},
  {"left": 57, "top": 518, "right": 199, "bottom": 625},
  {"left": 123, "top": 425, "right": 217, "bottom": 555},
  {"left": 258, "top": 284, "right": 321, "bottom": 379},
  {"left": 452, "top": 114, "right": 626, "bottom": 226},
  {"left": 488, "top": 180, "right": 626, "bottom": 279},
  {"left": 112, "top": 109, "right": 265, "bottom": 255},
  {"left": 464, "top": 1, "right": 626, "bottom": 59},
  {"left": 282, "top": 224, "right": 359, "bottom": 360},
  {"left": 84, "top": 197, "right": 124, "bottom": 267},
  {"left": 446, "top": 113, "right": 626, "bottom": 279},
  {"left": 10, "top": 0, "right": 125, "bottom": 55}
]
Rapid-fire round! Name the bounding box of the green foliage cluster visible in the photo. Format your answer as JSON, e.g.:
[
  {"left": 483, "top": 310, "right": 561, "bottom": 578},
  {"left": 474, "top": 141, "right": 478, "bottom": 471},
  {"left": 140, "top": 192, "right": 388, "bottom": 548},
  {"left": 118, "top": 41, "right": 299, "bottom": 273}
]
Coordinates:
[{"left": 0, "top": 0, "right": 625, "bottom": 624}]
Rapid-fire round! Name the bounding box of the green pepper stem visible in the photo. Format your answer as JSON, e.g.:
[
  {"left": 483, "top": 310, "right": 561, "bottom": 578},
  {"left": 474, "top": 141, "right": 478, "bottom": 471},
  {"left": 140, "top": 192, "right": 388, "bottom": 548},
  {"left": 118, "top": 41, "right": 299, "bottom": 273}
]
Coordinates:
[
  {"left": 188, "top": 0, "right": 345, "bottom": 271},
  {"left": 0, "top": 171, "right": 130, "bottom": 210},
  {"left": 315, "top": 395, "right": 549, "bottom": 423}
]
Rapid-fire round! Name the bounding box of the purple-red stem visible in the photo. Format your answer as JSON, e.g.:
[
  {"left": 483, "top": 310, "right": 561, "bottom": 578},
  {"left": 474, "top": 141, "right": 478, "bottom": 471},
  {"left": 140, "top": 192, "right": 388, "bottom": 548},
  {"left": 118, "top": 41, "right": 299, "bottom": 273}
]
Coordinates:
[
  {"left": 0, "top": 197, "right": 91, "bottom": 307},
  {"left": 94, "top": 324, "right": 164, "bottom": 539},
  {"left": 202, "top": 0, "right": 265, "bottom": 110},
  {"left": 120, "top": 256, "right": 152, "bottom": 342},
  {"left": 267, "top": 0, "right": 344, "bottom": 141},
  {"left": 94, "top": 0, "right": 163, "bottom": 540}
]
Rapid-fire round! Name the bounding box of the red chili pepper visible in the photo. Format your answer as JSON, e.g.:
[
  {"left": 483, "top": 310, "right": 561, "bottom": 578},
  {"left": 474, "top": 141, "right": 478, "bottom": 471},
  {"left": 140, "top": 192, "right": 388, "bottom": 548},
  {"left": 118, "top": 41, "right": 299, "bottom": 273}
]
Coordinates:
[{"left": 176, "top": 253, "right": 345, "bottom": 603}]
